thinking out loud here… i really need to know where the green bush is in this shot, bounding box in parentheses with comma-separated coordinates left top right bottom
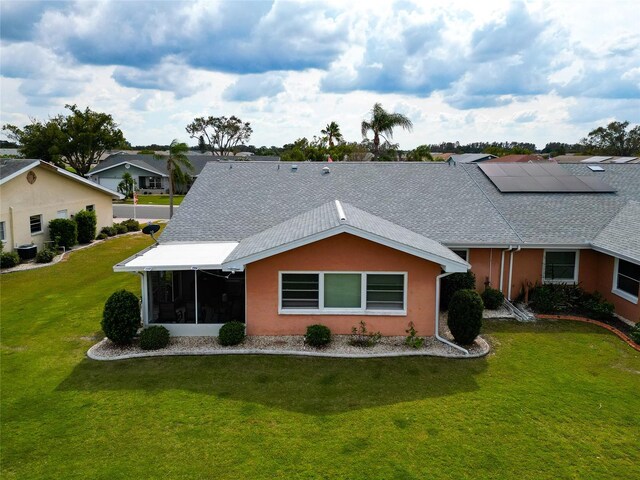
(0, 251, 20, 269)
(75, 210, 97, 244)
(96, 233, 108, 240)
(48, 218, 77, 248)
(348, 321, 382, 347)
(530, 284, 565, 314)
(529, 284, 615, 320)
(447, 289, 484, 345)
(139, 326, 170, 350)
(440, 271, 476, 310)
(120, 219, 140, 232)
(35, 249, 56, 263)
(305, 324, 332, 347)
(481, 287, 505, 310)
(581, 292, 615, 320)
(405, 321, 424, 349)
(100, 225, 117, 237)
(114, 223, 128, 235)
(218, 321, 245, 346)
(101, 290, 140, 345)
(630, 324, 640, 345)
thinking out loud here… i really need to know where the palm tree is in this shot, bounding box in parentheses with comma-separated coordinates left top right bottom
(321, 121, 343, 148)
(157, 139, 193, 218)
(361, 103, 413, 159)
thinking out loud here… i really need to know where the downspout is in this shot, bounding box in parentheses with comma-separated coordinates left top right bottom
(507, 246, 521, 301)
(435, 271, 469, 356)
(138, 272, 147, 327)
(9, 206, 15, 248)
(499, 245, 514, 294)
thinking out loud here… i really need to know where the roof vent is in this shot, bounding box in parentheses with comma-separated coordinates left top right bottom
(322, 166, 330, 174)
(588, 165, 605, 172)
(334, 200, 346, 222)
(291, 164, 298, 172)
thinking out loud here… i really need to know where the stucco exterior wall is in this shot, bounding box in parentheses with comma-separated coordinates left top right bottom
(1, 165, 115, 251)
(592, 252, 639, 323)
(245, 233, 441, 336)
(89, 163, 168, 192)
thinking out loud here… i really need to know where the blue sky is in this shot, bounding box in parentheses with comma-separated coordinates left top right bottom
(1, 0, 639, 149)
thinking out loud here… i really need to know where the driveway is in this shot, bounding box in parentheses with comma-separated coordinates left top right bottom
(113, 204, 175, 221)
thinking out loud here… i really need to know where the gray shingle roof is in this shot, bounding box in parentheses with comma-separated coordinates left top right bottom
(0, 158, 38, 182)
(591, 201, 640, 263)
(224, 200, 467, 270)
(160, 162, 640, 250)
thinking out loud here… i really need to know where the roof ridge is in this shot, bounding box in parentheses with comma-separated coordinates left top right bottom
(334, 200, 347, 223)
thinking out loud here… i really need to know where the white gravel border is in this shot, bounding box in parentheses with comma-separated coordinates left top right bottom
(88, 334, 490, 361)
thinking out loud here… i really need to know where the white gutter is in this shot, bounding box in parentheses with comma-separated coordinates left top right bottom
(507, 246, 521, 300)
(499, 245, 514, 293)
(435, 272, 469, 356)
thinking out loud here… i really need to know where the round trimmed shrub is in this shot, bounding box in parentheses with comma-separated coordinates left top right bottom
(121, 219, 140, 232)
(630, 324, 640, 345)
(48, 218, 77, 248)
(75, 209, 97, 244)
(440, 271, 476, 310)
(305, 324, 332, 347)
(218, 321, 245, 346)
(139, 326, 170, 350)
(0, 251, 20, 269)
(96, 233, 108, 240)
(101, 289, 140, 345)
(115, 223, 128, 235)
(100, 225, 117, 237)
(447, 289, 484, 345)
(35, 249, 56, 263)
(481, 287, 504, 310)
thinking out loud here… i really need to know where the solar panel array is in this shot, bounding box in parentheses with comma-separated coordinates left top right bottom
(478, 163, 616, 193)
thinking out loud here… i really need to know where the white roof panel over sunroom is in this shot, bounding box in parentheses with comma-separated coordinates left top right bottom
(114, 242, 239, 272)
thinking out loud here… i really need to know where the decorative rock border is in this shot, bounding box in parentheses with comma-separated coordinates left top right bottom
(537, 314, 640, 352)
(87, 335, 490, 361)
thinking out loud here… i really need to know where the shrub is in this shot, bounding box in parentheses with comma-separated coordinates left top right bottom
(218, 321, 245, 346)
(305, 324, 332, 347)
(114, 223, 128, 235)
(75, 209, 97, 244)
(581, 292, 615, 320)
(96, 233, 108, 240)
(0, 251, 20, 269)
(448, 289, 484, 345)
(440, 271, 476, 310)
(48, 218, 77, 248)
(101, 289, 140, 345)
(139, 326, 170, 350)
(35, 248, 56, 263)
(481, 287, 505, 310)
(100, 225, 117, 237)
(349, 321, 382, 347)
(529, 284, 564, 314)
(405, 321, 424, 349)
(121, 218, 140, 232)
(630, 324, 640, 345)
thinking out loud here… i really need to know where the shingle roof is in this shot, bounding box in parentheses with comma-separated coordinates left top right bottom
(0, 158, 39, 182)
(450, 153, 497, 163)
(160, 162, 640, 252)
(223, 200, 467, 271)
(591, 201, 640, 263)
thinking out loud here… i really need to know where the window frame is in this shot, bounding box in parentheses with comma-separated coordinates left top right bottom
(0, 220, 6, 242)
(542, 249, 579, 284)
(30, 214, 43, 235)
(451, 249, 469, 262)
(85, 205, 95, 212)
(147, 176, 163, 189)
(612, 257, 639, 304)
(279, 271, 407, 315)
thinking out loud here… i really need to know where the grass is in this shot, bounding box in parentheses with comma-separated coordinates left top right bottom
(119, 194, 185, 205)
(1, 236, 639, 479)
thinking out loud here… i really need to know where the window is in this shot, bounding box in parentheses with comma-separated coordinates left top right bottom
(613, 259, 640, 303)
(543, 250, 578, 283)
(280, 272, 406, 314)
(147, 176, 162, 189)
(452, 249, 468, 262)
(30, 215, 43, 234)
(0, 221, 5, 242)
(57, 209, 68, 219)
(85, 205, 94, 212)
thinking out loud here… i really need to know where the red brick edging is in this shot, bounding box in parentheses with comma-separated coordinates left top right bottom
(536, 314, 640, 352)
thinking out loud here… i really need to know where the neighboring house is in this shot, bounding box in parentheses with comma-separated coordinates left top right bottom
(552, 155, 639, 164)
(483, 154, 548, 163)
(115, 161, 640, 337)
(87, 154, 281, 194)
(446, 153, 498, 163)
(1, 159, 122, 251)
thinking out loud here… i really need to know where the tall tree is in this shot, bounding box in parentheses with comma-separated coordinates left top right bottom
(117, 172, 136, 199)
(185, 116, 252, 156)
(581, 120, 640, 156)
(321, 121, 343, 147)
(2, 104, 126, 176)
(156, 140, 193, 219)
(361, 103, 413, 159)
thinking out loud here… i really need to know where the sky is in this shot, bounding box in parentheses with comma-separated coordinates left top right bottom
(1, 0, 639, 150)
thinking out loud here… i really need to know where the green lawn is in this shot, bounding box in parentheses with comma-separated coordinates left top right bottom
(119, 194, 185, 205)
(1, 236, 639, 479)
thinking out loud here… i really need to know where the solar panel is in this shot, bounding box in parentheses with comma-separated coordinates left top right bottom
(478, 163, 616, 193)
(580, 156, 612, 163)
(611, 157, 637, 163)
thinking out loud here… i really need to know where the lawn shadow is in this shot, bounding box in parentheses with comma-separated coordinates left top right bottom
(57, 354, 488, 414)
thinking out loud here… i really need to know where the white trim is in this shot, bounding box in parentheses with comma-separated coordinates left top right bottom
(542, 249, 580, 284)
(29, 214, 43, 235)
(278, 271, 408, 316)
(89, 160, 167, 177)
(224, 225, 468, 273)
(591, 245, 640, 267)
(612, 257, 639, 304)
(0, 160, 40, 185)
(145, 323, 226, 336)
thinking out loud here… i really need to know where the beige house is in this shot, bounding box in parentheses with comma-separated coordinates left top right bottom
(1, 159, 122, 252)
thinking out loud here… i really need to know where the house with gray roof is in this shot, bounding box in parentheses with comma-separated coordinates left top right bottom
(115, 161, 640, 341)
